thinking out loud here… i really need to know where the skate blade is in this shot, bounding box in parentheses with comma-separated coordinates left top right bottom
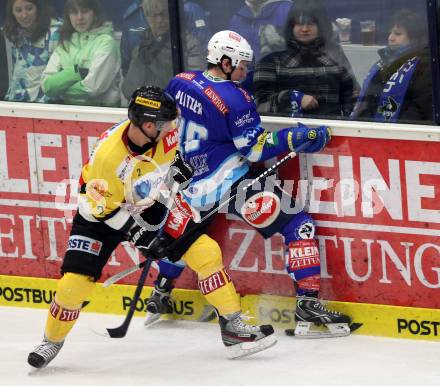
(288, 321, 352, 339)
(144, 312, 162, 327)
(226, 335, 277, 359)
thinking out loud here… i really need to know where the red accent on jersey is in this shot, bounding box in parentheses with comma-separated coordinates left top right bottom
(238, 86, 251, 102)
(198, 269, 229, 295)
(286, 239, 321, 271)
(176, 72, 197, 81)
(163, 130, 178, 153)
(203, 87, 229, 115)
(164, 194, 193, 238)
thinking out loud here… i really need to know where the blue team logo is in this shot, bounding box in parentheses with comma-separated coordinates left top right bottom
(242, 127, 261, 145)
(378, 96, 399, 121)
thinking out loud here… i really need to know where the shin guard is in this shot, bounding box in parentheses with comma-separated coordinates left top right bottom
(45, 273, 95, 342)
(182, 235, 240, 315)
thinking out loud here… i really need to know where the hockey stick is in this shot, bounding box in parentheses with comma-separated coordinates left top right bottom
(102, 141, 311, 288)
(105, 182, 180, 338)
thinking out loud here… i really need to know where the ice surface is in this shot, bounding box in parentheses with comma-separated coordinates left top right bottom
(1, 307, 439, 386)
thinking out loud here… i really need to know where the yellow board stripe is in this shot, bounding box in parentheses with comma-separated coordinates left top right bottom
(1, 275, 439, 341)
(135, 96, 161, 109)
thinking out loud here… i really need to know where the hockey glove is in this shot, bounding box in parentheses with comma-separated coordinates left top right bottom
(166, 151, 193, 190)
(289, 123, 331, 153)
(128, 225, 180, 261)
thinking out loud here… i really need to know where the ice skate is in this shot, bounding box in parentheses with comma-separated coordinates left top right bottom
(287, 296, 354, 338)
(219, 312, 277, 359)
(144, 278, 173, 326)
(27, 337, 64, 368)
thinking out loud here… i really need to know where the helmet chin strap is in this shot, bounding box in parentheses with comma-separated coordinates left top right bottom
(219, 56, 235, 80)
(138, 123, 160, 143)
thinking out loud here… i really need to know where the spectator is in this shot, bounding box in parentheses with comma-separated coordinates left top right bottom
(120, 0, 209, 78)
(0, 29, 9, 100)
(229, 0, 293, 94)
(253, 1, 358, 118)
(41, 0, 121, 107)
(3, 0, 61, 102)
(119, 0, 147, 77)
(230, 0, 293, 61)
(121, 0, 204, 100)
(351, 9, 432, 123)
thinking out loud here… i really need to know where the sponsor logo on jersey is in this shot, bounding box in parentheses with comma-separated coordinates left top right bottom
(238, 87, 251, 102)
(241, 191, 281, 228)
(189, 154, 209, 176)
(86, 178, 112, 201)
(67, 235, 103, 256)
(198, 269, 231, 295)
(135, 96, 161, 109)
(176, 72, 197, 81)
(164, 195, 193, 238)
(203, 87, 228, 115)
(163, 130, 179, 153)
(234, 110, 254, 128)
(116, 155, 133, 181)
(286, 239, 320, 271)
(397, 319, 440, 336)
(175, 90, 203, 115)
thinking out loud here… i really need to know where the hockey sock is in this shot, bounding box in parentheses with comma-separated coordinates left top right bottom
(182, 234, 240, 315)
(45, 273, 95, 342)
(285, 239, 321, 296)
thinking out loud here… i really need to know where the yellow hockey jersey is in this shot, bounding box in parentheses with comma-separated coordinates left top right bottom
(78, 119, 178, 229)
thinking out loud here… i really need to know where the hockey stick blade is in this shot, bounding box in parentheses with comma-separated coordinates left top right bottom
(105, 256, 153, 338)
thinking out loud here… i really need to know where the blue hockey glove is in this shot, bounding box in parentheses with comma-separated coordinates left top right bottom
(289, 123, 331, 153)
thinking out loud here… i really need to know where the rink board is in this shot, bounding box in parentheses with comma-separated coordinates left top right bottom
(1, 274, 439, 342)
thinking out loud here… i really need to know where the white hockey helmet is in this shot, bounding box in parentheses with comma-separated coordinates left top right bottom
(206, 30, 254, 67)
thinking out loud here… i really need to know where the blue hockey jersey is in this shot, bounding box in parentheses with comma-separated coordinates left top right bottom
(166, 70, 293, 207)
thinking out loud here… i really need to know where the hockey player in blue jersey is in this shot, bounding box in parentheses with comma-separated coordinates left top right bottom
(144, 30, 352, 338)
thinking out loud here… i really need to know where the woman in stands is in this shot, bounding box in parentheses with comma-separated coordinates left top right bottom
(4, 0, 61, 102)
(351, 9, 432, 123)
(253, 0, 358, 118)
(41, 0, 121, 107)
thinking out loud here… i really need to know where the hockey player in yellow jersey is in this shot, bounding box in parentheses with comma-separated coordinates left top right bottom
(27, 86, 276, 369)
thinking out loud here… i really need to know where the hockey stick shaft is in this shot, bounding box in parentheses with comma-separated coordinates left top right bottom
(105, 182, 180, 338)
(103, 141, 310, 287)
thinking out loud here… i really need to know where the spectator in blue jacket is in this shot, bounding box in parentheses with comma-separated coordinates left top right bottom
(120, 0, 210, 76)
(230, 0, 293, 61)
(351, 9, 432, 123)
(229, 0, 294, 93)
